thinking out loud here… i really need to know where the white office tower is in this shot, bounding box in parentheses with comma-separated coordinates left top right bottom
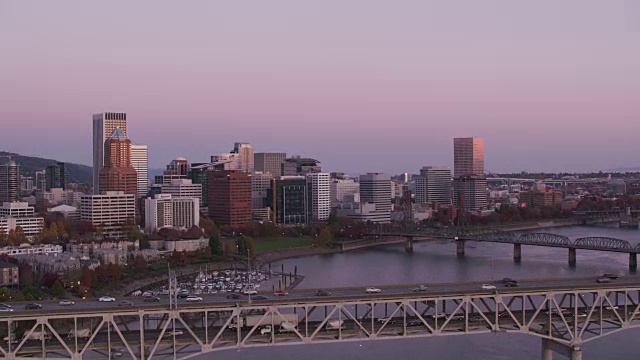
(415, 166, 452, 207)
(233, 142, 255, 173)
(131, 145, 149, 198)
(330, 178, 359, 206)
(251, 172, 272, 209)
(80, 191, 135, 239)
(92, 112, 127, 194)
(160, 179, 202, 205)
(359, 173, 391, 223)
(144, 194, 200, 233)
(307, 173, 330, 222)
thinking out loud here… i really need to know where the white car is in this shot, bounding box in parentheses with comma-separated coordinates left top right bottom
(366, 287, 381, 293)
(166, 330, 183, 336)
(99, 296, 116, 302)
(260, 326, 272, 335)
(0, 307, 13, 312)
(59, 300, 75, 306)
(243, 289, 258, 295)
(185, 296, 203, 302)
(481, 284, 496, 290)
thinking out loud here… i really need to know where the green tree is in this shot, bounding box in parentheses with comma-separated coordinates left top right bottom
(236, 236, 248, 257)
(51, 281, 65, 298)
(209, 235, 223, 257)
(317, 227, 334, 247)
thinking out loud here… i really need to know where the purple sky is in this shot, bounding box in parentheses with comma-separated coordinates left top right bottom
(1, 1, 638, 174)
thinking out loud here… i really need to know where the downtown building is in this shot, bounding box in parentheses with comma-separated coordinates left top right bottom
(98, 128, 138, 197)
(131, 145, 149, 198)
(282, 157, 321, 176)
(453, 137, 487, 211)
(267, 176, 308, 225)
(233, 142, 255, 173)
(208, 170, 252, 227)
(251, 172, 273, 221)
(160, 179, 202, 206)
(144, 194, 200, 234)
(0, 160, 20, 203)
(330, 178, 359, 206)
(80, 191, 136, 239)
(414, 166, 452, 208)
(93, 112, 127, 194)
(45, 162, 68, 190)
(307, 173, 330, 222)
(0, 202, 44, 241)
(254, 152, 286, 177)
(337, 173, 391, 223)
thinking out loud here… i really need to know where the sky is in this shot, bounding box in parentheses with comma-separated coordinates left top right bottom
(0, 1, 639, 174)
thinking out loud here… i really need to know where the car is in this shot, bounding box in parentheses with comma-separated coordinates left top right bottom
(407, 319, 422, 327)
(366, 287, 381, 293)
(504, 281, 519, 288)
(377, 317, 396, 324)
(144, 296, 160, 302)
(25, 303, 42, 310)
(605, 305, 619, 310)
(166, 330, 183, 336)
(0, 307, 14, 312)
(177, 292, 190, 299)
(226, 293, 241, 299)
(260, 326, 272, 335)
(498, 312, 511, 318)
(596, 277, 613, 283)
(243, 289, 257, 295)
(118, 300, 134, 306)
(412, 285, 429, 292)
(252, 295, 269, 301)
(316, 290, 331, 296)
(481, 284, 497, 290)
(602, 273, 620, 280)
(502, 278, 517, 284)
(99, 296, 116, 302)
(431, 314, 447, 320)
(274, 290, 288, 296)
(59, 300, 75, 306)
(185, 296, 203, 302)
(0, 303, 12, 309)
(470, 316, 484, 323)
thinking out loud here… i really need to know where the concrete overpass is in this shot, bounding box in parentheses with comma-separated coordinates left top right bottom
(1, 278, 640, 359)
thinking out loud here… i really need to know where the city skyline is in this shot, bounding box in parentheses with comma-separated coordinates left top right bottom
(1, 1, 639, 174)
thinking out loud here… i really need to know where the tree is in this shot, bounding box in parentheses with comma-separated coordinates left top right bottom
(317, 227, 334, 247)
(236, 236, 248, 257)
(51, 281, 65, 298)
(132, 255, 146, 270)
(0, 228, 6, 247)
(200, 216, 219, 237)
(209, 235, 223, 257)
(7, 227, 27, 246)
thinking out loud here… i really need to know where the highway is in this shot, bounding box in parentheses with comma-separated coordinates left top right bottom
(2, 275, 640, 317)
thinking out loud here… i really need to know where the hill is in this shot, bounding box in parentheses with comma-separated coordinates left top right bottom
(0, 151, 92, 185)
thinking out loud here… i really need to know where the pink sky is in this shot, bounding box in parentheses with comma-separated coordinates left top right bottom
(1, 1, 639, 173)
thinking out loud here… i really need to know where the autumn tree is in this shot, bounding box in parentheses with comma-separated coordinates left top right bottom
(317, 227, 334, 247)
(7, 227, 28, 246)
(132, 254, 147, 270)
(200, 216, 219, 237)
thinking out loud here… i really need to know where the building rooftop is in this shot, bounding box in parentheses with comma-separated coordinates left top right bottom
(107, 127, 128, 141)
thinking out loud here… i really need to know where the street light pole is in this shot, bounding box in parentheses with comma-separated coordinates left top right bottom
(247, 249, 251, 304)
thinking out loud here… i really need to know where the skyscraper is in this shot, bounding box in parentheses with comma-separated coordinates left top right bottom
(45, 162, 68, 190)
(254, 152, 286, 176)
(358, 173, 392, 223)
(268, 176, 308, 225)
(0, 160, 20, 203)
(453, 137, 487, 211)
(415, 166, 452, 207)
(453, 137, 484, 177)
(93, 112, 127, 194)
(131, 145, 149, 198)
(208, 171, 252, 226)
(165, 157, 190, 176)
(307, 173, 331, 222)
(98, 128, 138, 196)
(232, 142, 255, 173)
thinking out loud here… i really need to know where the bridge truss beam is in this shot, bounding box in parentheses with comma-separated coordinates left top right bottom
(2, 287, 640, 359)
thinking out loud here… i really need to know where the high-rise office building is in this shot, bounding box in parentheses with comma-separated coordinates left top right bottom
(165, 157, 190, 176)
(330, 178, 360, 206)
(80, 191, 136, 239)
(161, 179, 202, 205)
(453, 137, 487, 211)
(358, 173, 392, 223)
(144, 194, 200, 233)
(307, 173, 330, 222)
(0, 160, 20, 203)
(251, 172, 272, 209)
(98, 128, 138, 196)
(282, 157, 321, 176)
(208, 171, 252, 226)
(453, 137, 484, 177)
(93, 112, 127, 194)
(131, 145, 149, 198)
(267, 176, 307, 225)
(35, 171, 46, 191)
(45, 162, 68, 190)
(232, 142, 255, 173)
(254, 152, 286, 176)
(415, 166, 452, 207)
(211, 153, 239, 171)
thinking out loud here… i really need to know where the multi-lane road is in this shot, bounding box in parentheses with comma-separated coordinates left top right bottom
(2, 275, 640, 317)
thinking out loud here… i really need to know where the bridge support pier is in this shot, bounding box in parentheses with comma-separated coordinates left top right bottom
(541, 339, 582, 360)
(456, 240, 465, 257)
(405, 237, 414, 253)
(629, 253, 637, 272)
(513, 244, 522, 263)
(568, 248, 576, 267)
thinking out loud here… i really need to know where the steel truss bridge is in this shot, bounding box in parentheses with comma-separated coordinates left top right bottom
(2, 285, 640, 359)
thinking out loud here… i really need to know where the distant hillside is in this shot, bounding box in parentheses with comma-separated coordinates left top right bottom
(0, 151, 92, 185)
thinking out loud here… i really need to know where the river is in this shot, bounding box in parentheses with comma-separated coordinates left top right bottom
(224, 224, 640, 360)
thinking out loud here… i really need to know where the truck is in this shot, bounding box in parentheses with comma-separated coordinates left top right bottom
(325, 320, 345, 330)
(68, 328, 92, 339)
(229, 314, 299, 329)
(259, 321, 299, 335)
(22, 331, 51, 341)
